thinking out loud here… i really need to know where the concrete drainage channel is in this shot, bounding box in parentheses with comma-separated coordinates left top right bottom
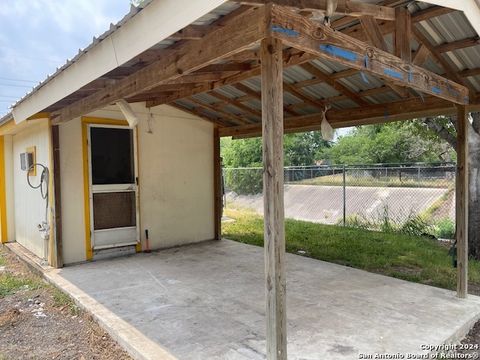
(3, 243, 176, 360)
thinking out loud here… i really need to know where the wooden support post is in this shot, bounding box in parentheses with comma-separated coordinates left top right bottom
(50, 125, 63, 268)
(213, 127, 222, 240)
(261, 36, 287, 360)
(456, 105, 469, 298)
(394, 7, 411, 63)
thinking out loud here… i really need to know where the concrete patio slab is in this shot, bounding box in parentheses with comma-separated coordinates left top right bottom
(42, 240, 480, 360)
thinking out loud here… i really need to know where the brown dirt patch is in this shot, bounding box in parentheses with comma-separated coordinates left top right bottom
(458, 320, 480, 358)
(0, 247, 131, 360)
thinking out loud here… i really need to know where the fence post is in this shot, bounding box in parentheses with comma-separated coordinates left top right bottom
(343, 164, 346, 227)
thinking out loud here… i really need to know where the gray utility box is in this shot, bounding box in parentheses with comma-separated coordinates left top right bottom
(20, 152, 34, 171)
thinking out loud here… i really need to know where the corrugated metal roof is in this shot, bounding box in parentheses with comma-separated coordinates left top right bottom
(5, 0, 480, 126)
(9, 1, 239, 111)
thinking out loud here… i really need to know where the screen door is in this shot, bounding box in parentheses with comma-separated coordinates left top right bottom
(88, 125, 139, 250)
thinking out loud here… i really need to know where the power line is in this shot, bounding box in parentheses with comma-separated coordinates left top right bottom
(0, 77, 38, 84)
(0, 83, 32, 88)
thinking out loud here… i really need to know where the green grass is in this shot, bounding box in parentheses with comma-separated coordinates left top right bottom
(297, 173, 452, 189)
(0, 272, 44, 298)
(52, 287, 80, 315)
(223, 209, 480, 291)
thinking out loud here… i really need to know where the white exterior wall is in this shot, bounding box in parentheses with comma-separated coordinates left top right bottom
(4, 135, 15, 242)
(12, 120, 50, 259)
(59, 118, 87, 264)
(59, 103, 214, 264)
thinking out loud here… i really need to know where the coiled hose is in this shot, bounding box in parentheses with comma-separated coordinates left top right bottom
(26, 163, 49, 223)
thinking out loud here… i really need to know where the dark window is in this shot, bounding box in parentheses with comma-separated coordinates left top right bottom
(90, 127, 134, 185)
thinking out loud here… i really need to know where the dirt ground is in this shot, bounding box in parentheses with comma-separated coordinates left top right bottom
(0, 247, 131, 360)
(459, 321, 480, 359)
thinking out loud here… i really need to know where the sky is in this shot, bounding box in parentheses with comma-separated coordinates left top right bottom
(0, 0, 133, 116)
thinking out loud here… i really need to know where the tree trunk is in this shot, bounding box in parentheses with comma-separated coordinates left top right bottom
(468, 123, 480, 259)
(424, 113, 480, 259)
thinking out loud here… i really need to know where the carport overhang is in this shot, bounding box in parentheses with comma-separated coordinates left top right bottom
(9, 0, 230, 124)
(2, 1, 480, 358)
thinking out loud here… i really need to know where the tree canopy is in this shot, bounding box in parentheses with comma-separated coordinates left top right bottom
(319, 121, 455, 165)
(221, 131, 330, 167)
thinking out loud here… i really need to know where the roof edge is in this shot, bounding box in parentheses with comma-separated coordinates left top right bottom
(11, 0, 229, 124)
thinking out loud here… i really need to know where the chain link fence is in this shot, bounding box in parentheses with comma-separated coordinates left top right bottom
(223, 163, 456, 239)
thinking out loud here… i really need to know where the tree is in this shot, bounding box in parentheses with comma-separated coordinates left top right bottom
(221, 131, 330, 194)
(319, 121, 453, 165)
(420, 112, 480, 260)
(221, 131, 330, 168)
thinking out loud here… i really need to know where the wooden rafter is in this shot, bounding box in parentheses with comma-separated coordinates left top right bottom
(412, 28, 456, 77)
(283, 81, 327, 109)
(219, 96, 480, 138)
(337, 6, 454, 48)
(194, 63, 253, 73)
(394, 7, 411, 62)
(207, 91, 262, 118)
(170, 24, 219, 40)
(240, 0, 395, 20)
(299, 62, 368, 105)
(187, 98, 250, 125)
(138, 48, 348, 109)
(360, 13, 408, 98)
(459, 67, 480, 78)
(436, 37, 480, 54)
(168, 103, 229, 127)
(269, 5, 468, 104)
(52, 5, 268, 123)
(412, 44, 430, 66)
(49, 1, 480, 131)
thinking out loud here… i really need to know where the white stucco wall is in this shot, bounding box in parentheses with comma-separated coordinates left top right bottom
(59, 118, 87, 264)
(12, 120, 50, 259)
(4, 135, 16, 242)
(59, 103, 214, 264)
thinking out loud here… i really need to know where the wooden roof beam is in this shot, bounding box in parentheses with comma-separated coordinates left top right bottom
(270, 5, 469, 104)
(340, 6, 455, 42)
(435, 37, 480, 54)
(239, 0, 396, 20)
(360, 14, 409, 98)
(207, 91, 262, 118)
(167, 103, 230, 127)
(187, 98, 250, 125)
(232, 83, 300, 116)
(169, 25, 219, 40)
(219, 96, 480, 138)
(52, 5, 268, 123)
(412, 27, 476, 97)
(283, 81, 327, 109)
(299, 62, 369, 105)
(193, 63, 253, 73)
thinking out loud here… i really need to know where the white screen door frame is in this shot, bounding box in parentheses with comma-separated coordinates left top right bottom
(87, 124, 140, 250)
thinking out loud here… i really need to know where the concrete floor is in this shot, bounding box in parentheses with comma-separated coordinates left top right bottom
(46, 240, 480, 360)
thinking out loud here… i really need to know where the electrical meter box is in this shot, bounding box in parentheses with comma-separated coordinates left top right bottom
(20, 152, 34, 171)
